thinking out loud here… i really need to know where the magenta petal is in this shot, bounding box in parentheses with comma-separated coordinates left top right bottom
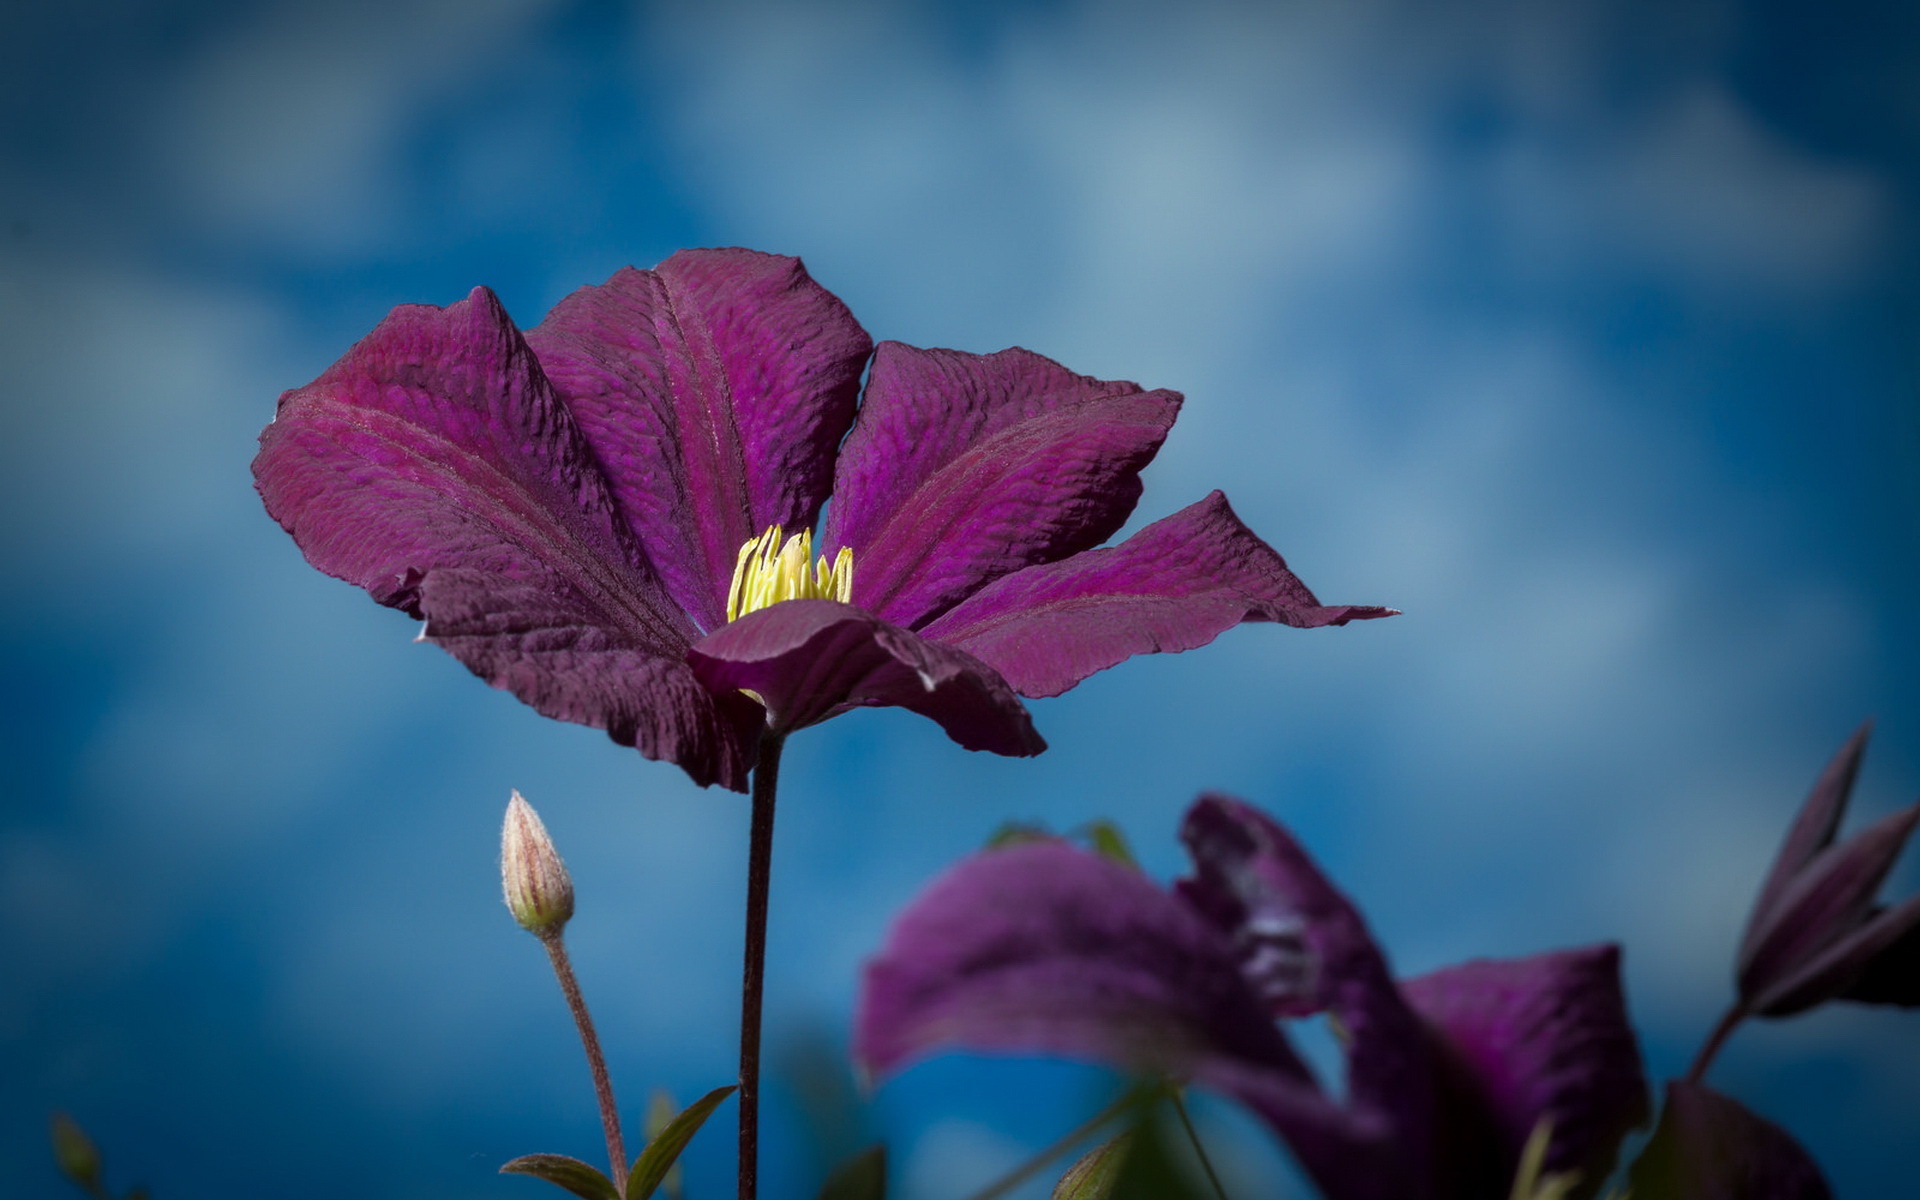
(686, 600, 1044, 756)
(416, 571, 761, 790)
(1401, 947, 1650, 1200)
(923, 492, 1395, 698)
(855, 839, 1317, 1100)
(253, 288, 756, 788)
(1175, 796, 1438, 1198)
(823, 343, 1182, 629)
(528, 249, 872, 631)
(1627, 1082, 1831, 1200)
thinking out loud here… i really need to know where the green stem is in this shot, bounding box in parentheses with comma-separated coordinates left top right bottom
(738, 732, 786, 1200)
(1171, 1091, 1230, 1200)
(543, 931, 628, 1195)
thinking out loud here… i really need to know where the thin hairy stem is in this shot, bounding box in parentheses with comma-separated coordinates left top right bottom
(543, 932, 628, 1194)
(1172, 1091, 1230, 1200)
(961, 1086, 1153, 1200)
(1685, 1004, 1747, 1084)
(738, 732, 786, 1200)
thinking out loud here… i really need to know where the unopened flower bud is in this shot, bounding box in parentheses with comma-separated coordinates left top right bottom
(501, 790, 574, 936)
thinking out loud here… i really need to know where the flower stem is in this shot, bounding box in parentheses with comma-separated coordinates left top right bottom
(738, 732, 786, 1200)
(1684, 1004, 1747, 1084)
(1171, 1091, 1230, 1200)
(961, 1085, 1153, 1200)
(542, 930, 628, 1194)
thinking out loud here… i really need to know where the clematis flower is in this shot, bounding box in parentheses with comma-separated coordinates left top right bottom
(1732, 720, 1920, 1018)
(856, 796, 1649, 1200)
(254, 248, 1388, 791)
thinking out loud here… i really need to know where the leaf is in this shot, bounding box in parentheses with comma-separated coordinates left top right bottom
(501, 1153, 622, 1200)
(627, 1085, 737, 1200)
(1053, 1132, 1134, 1199)
(642, 1090, 683, 1200)
(985, 821, 1052, 849)
(818, 1144, 886, 1200)
(49, 1112, 102, 1190)
(1082, 820, 1140, 870)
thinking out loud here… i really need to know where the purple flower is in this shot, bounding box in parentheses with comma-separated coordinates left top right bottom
(856, 797, 1649, 1200)
(1735, 721, 1920, 1017)
(1626, 1081, 1831, 1200)
(254, 249, 1388, 790)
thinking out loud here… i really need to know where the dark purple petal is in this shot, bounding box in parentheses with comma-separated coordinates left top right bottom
(855, 838, 1318, 1103)
(1757, 888, 1920, 1016)
(686, 599, 1044, 756)
(823, 343, 1181, 630)
(922, 493, 1395, 698)
(1175, 797, 1437, 1198)
(253, 288, 755, 789)
(1841, 901, 1920, 1006)
(528, 249, 872, 632)
(1626, 1081, 1831, 1200)
(1401, 947, 1650, 1200)
(1739, 722, 1872, 969)
(1738, 801, 1920, 1013)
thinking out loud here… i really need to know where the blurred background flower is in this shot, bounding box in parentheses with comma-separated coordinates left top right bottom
(2, 0, 1915, 1196)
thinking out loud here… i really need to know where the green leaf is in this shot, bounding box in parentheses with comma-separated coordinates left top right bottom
(1052, 1132, 1133, 1199)
(985, 821, 1052, 849)
(1626, 1081, 1831, 1200)
(501, 1153, 622, 1200)
(818, 1145, 886, 1200)
(1081, 821, 1139, 870)
(49, 1112, 102, 1190)
(642, 1090, 683, 1200)
(626, 1085, 738, 1200)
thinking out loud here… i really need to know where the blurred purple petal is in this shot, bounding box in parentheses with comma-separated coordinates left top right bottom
(1758, 887, 1920, 1016)
(528, 249, 872, 631)
(1738, 801, 1920, 1014)
(687, 599, 1043, 755)
(855, 839, 1314, 1089)
(1627, 1081, 1831, 1200)
(1739, 722, 1871, 971)
(1402, 947, 1650, 1200)
(1841, 902, 1920, 1006)
(925, 493, 1395, 697)
(824, 344, 1181, 629)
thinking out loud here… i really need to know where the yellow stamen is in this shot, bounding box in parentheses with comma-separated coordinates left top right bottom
(726, 525, 855, 622)
(1508, 1118, 1584, 1200)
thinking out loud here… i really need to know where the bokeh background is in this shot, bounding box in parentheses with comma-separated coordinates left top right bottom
(4, 0, 1918, 1196)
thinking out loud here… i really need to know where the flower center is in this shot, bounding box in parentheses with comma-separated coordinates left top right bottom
(726, 526, 854, 622)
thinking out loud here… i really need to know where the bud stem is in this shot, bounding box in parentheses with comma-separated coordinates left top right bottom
(1684, 1003, 1747, 1084)
(737, 731, 786, 1200)
(542, 930, 628, 1194)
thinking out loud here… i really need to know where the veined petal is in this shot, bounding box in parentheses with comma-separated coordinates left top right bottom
(528, 249, 872, 632)
(253, 288, 755, 787)
(686, 599, 1044, 756)
(824, 343, 1181, 629)
(1739, 722, 1872, 969)
(1401, 947, 1650, 1200)
(855, 839, 1319, 1105)
(922, 493, 1394, 698)
(1175, 797, 1438, 1199)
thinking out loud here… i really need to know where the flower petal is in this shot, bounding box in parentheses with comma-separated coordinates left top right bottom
(528, 249, 872, 631)
(253, 288, 755, 788)
(1626, 1082, 1831, 1200)
(922, 493, 1395, 698)
(823, 343, 1181, 629)
(686, 599, 1044, 756)
(1738, 801, 1920, 1014)
(1841, 900, 1920, 1007)
(1739, 722, 1872, 971)
(1174, 797, 1438, 1199)
(854, 838, 1317, 1102)
(1760, 889, 1920, 1016)
(1400, 947, 1650, 1200)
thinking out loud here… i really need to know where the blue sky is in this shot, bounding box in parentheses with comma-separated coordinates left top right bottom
(3, 0, 1917, 1196)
